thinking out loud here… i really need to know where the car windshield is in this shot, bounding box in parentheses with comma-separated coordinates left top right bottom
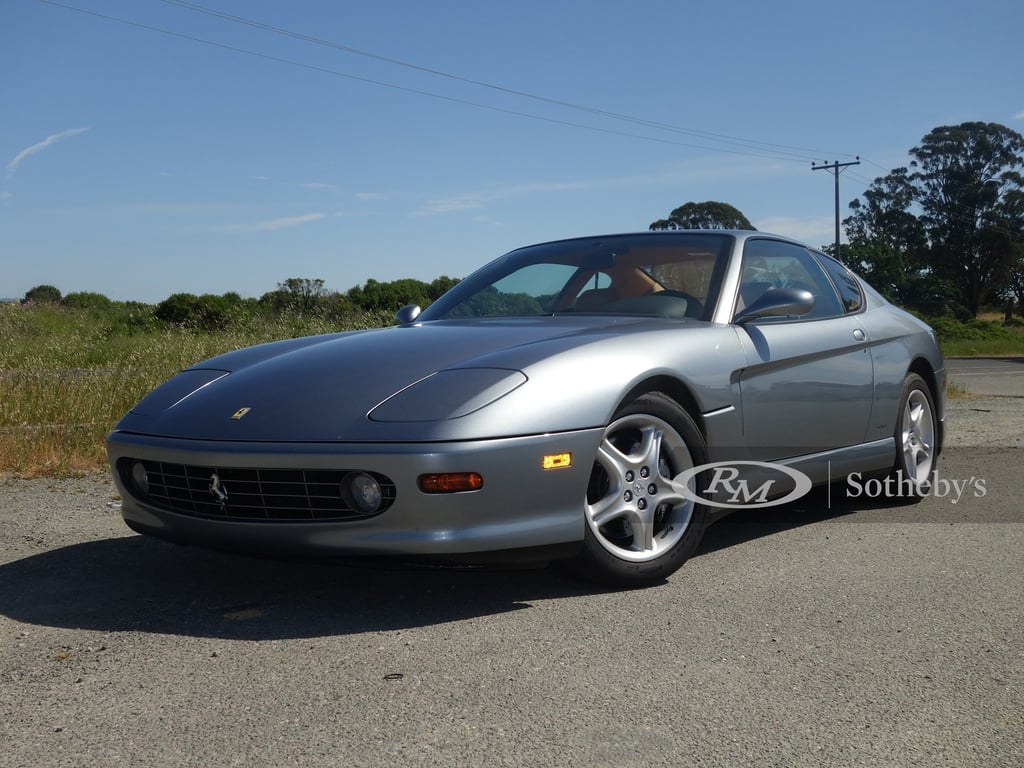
(419, 233, 733, 322)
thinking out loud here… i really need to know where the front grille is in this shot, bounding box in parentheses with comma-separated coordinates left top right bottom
(119, 459, 396, 522)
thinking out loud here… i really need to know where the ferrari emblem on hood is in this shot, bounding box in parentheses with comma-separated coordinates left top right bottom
(231, 407, 251, 420)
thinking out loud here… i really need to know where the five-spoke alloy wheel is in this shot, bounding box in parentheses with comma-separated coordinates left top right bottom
(892, 373, 938, 499)
(569, 392, 708, 586)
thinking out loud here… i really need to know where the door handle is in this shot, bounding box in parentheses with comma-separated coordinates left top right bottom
(853, 328, 866, 341)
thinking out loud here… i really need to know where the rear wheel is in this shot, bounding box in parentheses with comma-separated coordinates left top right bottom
(892, 373, 938, 499)
(567, 392, 708, 587)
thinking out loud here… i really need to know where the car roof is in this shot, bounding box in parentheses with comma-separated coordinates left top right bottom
(513, 230, 810, 250)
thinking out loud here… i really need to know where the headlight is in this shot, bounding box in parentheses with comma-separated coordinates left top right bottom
(342, 472, 383, 514)
(131, 461, 150, 495)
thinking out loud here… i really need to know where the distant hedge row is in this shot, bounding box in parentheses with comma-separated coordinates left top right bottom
(19, 276, 461, 332)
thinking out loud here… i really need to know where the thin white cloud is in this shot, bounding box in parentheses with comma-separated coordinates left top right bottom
(1015, 110, 1024, 120)
(407, 176, 649, 217)
(7, 127, 91, 178)
(500, 158, 787, 197)
(356, 191, 386, 201)
(755, 215, 836, 246)
(129, 202, 239, 215)
(0, 190, 11, 206)
(410, 194, 486, 217)
(404, 157, 794, 220)
(503, 178, 599, 195)
(213, 212, 327, 233)
(407, 160, 787, 218)
(300, 182, 335, 190)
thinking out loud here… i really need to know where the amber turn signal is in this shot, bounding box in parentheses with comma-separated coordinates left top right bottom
(418, 472, 484, 493)
(542, 453, 572, 470)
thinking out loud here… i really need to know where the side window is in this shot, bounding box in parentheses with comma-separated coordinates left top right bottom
(735, 239, 844, 320)
(814, 252, 864, 313)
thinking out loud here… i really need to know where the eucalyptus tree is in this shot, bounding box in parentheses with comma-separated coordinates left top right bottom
(911, 122, 1024, 315)
(843, 168, 934, 305)
(650, 201, 755, 231)
(845, 122, 1024, 315)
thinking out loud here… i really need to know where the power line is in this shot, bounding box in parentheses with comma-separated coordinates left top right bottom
(34, 0, 857, 166)
(159, 0, 854, 163)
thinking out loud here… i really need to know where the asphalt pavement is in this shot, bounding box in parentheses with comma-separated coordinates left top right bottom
(946, 356, 1024, 396)
(1, 463, 1021, 765)
(0, 361, 1021, 767)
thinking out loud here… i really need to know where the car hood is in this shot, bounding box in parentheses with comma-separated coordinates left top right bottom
(115, 316, 715, 442)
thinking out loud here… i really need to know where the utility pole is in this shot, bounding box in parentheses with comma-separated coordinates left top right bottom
(812, 157, 860, 259)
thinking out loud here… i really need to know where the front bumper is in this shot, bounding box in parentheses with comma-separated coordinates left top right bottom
(107, 428, 602, 558)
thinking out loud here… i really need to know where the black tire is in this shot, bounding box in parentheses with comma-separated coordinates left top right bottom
(890, 372, 938, 501)
(565, 392, 709, 587)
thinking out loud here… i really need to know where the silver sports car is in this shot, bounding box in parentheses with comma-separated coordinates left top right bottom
(108, 231, 945, 586)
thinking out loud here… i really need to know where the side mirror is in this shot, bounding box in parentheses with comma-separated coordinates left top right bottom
(395, 304, 422, 325)
(734, 288, 814, 325)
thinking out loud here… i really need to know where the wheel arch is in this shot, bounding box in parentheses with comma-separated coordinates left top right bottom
(616, 376, 706, 439)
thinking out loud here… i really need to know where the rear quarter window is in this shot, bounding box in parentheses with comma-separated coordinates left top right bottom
(815, 253, 864, 313)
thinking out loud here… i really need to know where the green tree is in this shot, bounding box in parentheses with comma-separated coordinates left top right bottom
(428, 276, 460, 301)
(978, 186, 1024, 318)
(347, 278, 433, 312)
(843, 168, 935, 305)
(155, 293, 234, 330)
(155, 293, 200, 325)
(650, 201, 755, 231)
(1008, 247, 1024, 319)
(278, 278, 325, 302)
(910, 122, 1024, 316)
(23, 284, 62, 304)
(260, 278, 331, 316)
(844, 122, 1024, 316)
(62, 291, 113, 310)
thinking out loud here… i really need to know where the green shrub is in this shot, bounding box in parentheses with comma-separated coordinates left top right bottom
(926, 316, 1013, 342)
(155, 292, 238, 331)
(62, 291, 113, 310)
(23, 284, 62, 304)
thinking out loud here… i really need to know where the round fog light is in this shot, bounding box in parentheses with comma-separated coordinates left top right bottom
(345, 472, 383, 514)
(131, 461, 150, 495)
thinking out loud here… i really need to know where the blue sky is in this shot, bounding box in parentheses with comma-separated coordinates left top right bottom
(3, 0, 1022, 303)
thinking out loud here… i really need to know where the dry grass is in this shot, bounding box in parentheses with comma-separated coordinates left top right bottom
(0, 302, 379, 477)
(1, 301, 1018, 476)
(1, 351, 217, 477)
(946, 379, 971, 399)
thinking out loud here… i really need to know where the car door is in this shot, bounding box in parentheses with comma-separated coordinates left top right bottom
(732, 239, 873, 460)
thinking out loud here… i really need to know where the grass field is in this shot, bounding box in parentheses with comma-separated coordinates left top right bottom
(2, 301, 1021, 477)
(0, 302, 386, 477)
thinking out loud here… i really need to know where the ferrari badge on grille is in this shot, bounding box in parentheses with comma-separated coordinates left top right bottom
(208, 472, 229, 510)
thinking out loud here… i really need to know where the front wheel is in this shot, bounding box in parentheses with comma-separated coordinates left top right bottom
(565, 392, 708, 587)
